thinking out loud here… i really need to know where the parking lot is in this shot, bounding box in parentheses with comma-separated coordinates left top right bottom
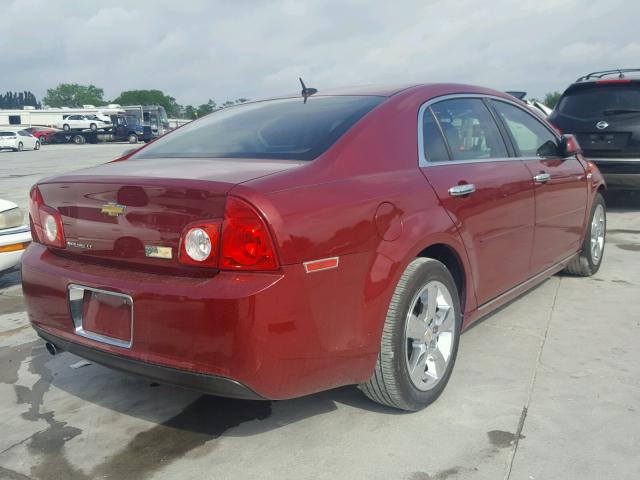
(1, 143, 639, 480)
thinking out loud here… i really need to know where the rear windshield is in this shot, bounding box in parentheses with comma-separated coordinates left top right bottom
(135, 96, 384, 161)
(0, 132, 16, 137)
(557, 84, 640, 119)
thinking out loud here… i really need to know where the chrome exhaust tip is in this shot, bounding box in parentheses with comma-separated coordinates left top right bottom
(45, 342, 60, 355)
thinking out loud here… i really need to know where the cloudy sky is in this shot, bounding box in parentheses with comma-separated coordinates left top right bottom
(1, 0, 638, 106)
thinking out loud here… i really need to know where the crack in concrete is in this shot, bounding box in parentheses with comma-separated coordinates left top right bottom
(503, 277, 562, 480)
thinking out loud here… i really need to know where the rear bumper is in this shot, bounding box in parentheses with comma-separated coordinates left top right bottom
(21, 243, 377, 399)
(588, 158, 640, 189)
(0, 140, 18, 150)
(35, 325, 263, 399)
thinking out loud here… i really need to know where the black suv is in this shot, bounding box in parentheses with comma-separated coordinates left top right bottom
(548, 69, 640, 189)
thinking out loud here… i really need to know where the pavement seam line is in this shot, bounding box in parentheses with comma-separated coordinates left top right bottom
(0, 428, 46, 456)
(503, 276, 562, 480)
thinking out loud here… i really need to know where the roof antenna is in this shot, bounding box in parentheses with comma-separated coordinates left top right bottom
(299, 77, 317, 103)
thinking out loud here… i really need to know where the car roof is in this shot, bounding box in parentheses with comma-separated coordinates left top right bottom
(262, 82, 514, 101)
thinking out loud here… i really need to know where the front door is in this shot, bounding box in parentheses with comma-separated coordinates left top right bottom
(490, 100, 588, 272)
(419, 97, 536, 305)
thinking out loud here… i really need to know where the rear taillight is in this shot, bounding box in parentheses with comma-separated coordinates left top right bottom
(177, 196, 279, 271)
(220, 197, 279, 271)
(29, 186, 66, 248)
(179, 221, 222, 267)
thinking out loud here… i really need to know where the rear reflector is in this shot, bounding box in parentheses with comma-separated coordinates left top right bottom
(303, 257, 339, 273)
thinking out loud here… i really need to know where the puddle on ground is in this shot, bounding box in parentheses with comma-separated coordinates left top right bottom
(487, 430, 525, 449)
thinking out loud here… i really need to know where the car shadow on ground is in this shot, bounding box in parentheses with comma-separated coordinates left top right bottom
(11, 339, 404, 478)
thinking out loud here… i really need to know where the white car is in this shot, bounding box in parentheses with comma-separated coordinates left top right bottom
(0, 130, 41, 152)
(86, 113, 112, 124)
(56, 114, 109, 131)
(0, 199, 32, 273)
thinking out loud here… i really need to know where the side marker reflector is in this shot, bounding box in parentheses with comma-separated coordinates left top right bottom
(0, 241, 31, 253)
(303, 257, 339, 273)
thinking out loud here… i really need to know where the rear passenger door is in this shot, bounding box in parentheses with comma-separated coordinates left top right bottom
(419, 96, 536, 305)
(490, 100, 588, 272)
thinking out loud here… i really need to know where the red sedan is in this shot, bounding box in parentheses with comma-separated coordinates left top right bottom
(22, 83, 606, 411)
(25, 126, 60, 144)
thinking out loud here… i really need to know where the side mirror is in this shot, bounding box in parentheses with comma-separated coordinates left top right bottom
(559, 134, 581, 157)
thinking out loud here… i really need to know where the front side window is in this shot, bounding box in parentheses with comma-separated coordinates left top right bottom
(430, 98, 508, 161)
(136, 96, 384, 161)
(492, 100, 560, 158)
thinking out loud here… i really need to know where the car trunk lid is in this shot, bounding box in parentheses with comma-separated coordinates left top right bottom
(37, 157, 301, 271)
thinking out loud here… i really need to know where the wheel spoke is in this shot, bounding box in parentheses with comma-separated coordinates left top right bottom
(408, 345, 428, 385)
(406, 313, 427, 340)
(438, 306, 453, 330)
(425, 283, 438, 323)
(427, 346, 446, 379)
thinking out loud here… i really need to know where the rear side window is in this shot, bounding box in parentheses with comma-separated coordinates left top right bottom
(430, 98, 508, 161)
(422, 109, 450, 162)
(136, 96, 384, 161)
(557, 85, 640, 119)
(492, 101, 560, 158)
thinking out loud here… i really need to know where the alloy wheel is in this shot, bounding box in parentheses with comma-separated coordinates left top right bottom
(404, 280, 456, 391)
(590, 204, 605, 265)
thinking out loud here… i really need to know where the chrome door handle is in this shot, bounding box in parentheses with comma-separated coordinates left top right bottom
(448, 184, 476, 197)
(534, 173, 551, 184)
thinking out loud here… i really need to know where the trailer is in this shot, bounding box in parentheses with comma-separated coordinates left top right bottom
(0, 106, 125, 129)
(48, 129, 103, 145)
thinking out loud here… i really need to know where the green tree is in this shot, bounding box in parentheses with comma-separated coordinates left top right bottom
(196, 99, 217, 117)
(543, 91, 562, 108)
(43, 84, 104, 108)
(183, 105, 197, 119)
(113, 89, 181, 116)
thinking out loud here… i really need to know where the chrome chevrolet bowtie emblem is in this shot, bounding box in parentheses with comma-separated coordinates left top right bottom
(596, 121, 609, 130)
(101, 202, 126, 217)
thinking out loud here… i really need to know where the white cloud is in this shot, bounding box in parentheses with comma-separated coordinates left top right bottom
(1, 0, 639, 106)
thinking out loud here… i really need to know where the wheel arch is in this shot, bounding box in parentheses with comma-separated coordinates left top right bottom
(416, 243, 467, 312)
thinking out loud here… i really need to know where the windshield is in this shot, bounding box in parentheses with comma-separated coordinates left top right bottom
(135, 96, 383, 161)
(557, 84, 640, 119)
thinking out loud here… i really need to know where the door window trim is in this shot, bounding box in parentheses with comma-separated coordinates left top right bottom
(417, 93, 560, 167)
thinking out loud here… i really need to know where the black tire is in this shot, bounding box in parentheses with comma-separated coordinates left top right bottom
(90, 123, 97, 131)
(72, 135, 85, 145)
(564, 193, 606, 276)
(360, 258, 462, 411)
(128, 133, 138, 144)
(63, 124, 70, 131)
(40, 136, 47, 145)
(34, 141, 40, 150)
(17, 142, 23, 152)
